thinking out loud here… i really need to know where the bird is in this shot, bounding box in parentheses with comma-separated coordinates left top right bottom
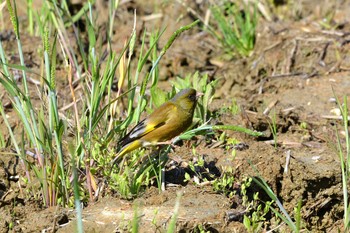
(113, 88, 200, 162)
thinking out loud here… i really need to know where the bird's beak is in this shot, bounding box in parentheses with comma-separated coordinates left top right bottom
(196, 92, 204, 99)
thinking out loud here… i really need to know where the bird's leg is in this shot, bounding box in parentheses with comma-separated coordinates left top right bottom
(153, 140, 180, 192)
(154, 140, 180, 149)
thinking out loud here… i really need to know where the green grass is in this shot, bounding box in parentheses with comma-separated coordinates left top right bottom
(0, 0, 203, 205)
(333, 94, 350, 231)
(268, 110, 278, 149)
(209, 1, 258, 58)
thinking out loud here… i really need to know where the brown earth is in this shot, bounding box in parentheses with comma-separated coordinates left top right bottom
(1, 0, 350, 232)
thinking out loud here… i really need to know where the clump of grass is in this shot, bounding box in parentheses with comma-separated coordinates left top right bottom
(209, 1, 258, 58)
(212, 166, 236, 197)
(1, 0, 69, 207)
(0, 0, 201, 205)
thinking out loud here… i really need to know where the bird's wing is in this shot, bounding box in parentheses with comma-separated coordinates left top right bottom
(119, 102, 176, 147)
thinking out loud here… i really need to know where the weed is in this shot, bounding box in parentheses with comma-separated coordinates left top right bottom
(243, 194, 272, 233)
(234, 177, 271, 232)
(193, 224, 211, 233)
(299, 122, 308, 130)
(212, 166, 236, 197)
(209, 1, 258, 58)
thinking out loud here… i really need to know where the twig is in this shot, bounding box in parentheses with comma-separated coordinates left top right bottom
(256, 0, 272, 21)
(263, 100, 279, 116)
(339, 65, 350, 71)
(282, 107, 296, 114)
(258, 78, 266, 95)
(59, 97, 82, 112)
(266, 223, 285, 233)
(175, 0, 206, 23)
(264, 40, 283, 52)
(264, 140, 302, 147)
(318, 42, 330, 67)
(0, 189, 13, 201)
(268, 26, 288, 35)
(240, 107, 254, 129)
(340, 39, 350, 47)
(326, 61, 341, 75)
(269, 70, 318, 79)
(161, 168, 166, 191)
(321, 30, 347, 37)
(268, 72, 305, 78)
(0, 94, 11, 109)
(244, 110, 258, 115)
(27, 76, 41, 85)
(251, 41, 282, 70)
(284, 150, 291, 174)
(286, 40, 298, 73)
(303, 69, 318, 79)
(198, 180, 215, 186)
(321, 115, 350, 120)
(140, 13, 163, 21)
(295, 37, 333, 43)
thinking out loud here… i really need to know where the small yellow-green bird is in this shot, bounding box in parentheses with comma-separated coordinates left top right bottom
(114, 88, 200, 161)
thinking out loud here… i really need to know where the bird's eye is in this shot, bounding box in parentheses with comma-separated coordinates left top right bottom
(188, 94, 196, 101)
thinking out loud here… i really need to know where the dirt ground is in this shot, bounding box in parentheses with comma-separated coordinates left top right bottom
(1, 0, 350, 232)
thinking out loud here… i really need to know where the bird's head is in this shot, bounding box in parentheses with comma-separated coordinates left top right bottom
(172, 88, 202, 113)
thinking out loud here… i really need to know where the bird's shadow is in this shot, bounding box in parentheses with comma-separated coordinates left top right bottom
(164, 154, 221, 186)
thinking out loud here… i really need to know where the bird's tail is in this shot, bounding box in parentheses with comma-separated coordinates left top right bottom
(111, 140, 143, 166)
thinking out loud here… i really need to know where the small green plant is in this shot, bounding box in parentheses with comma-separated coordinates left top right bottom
(212, 166, 235, 197)
(215, 98, 240, 117)
(194, 224, 211, 233)
(243, 193, 272, 233)
(210, 1, 257, 58)
(240, 177, 271, 232)
(268, 110, 278, 149)
(334, 94, 350, 231)
(299, 122, 308, 130)
(109, 149, 168, 199)
(230, 98, 240, 115)
(185, 152, 212, 185)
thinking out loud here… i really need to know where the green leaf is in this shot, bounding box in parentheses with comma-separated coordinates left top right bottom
(87, 21, 96, 48)
(151, 87, 167, 108)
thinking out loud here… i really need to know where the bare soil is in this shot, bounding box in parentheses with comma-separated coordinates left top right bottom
(1, 0, 350, 232)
